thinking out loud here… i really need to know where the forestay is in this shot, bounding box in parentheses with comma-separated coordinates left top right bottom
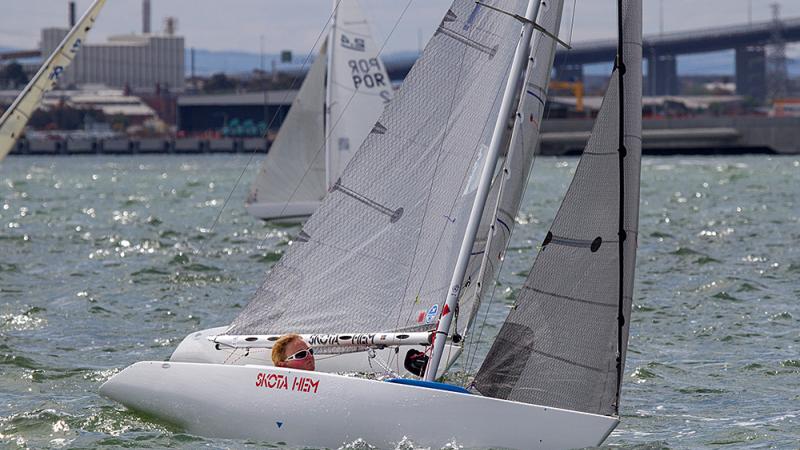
(457, 0, 565, 335)
(475, 0, 642, 416)
(228, 0, 527, 337)
(326, 0, 393, 188)
(246, 40, 328, 210)
(0, 0, 107, 161)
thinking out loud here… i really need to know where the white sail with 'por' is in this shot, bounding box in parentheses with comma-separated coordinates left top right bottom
(0, 0, 107, 161)
(475, 0, 642, 416)
(229, 0, 527, 337)
(326, 0, 393, 187)
(245, 0, 392, 221)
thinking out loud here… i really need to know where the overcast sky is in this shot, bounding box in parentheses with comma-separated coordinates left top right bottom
(1, 0, 799, 57)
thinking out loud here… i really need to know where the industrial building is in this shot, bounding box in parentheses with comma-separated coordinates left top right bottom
(39, 0, 184, 92)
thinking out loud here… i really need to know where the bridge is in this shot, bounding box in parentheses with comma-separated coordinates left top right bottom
(380, 17, 800, 102)
(553, 17, 800, 100)
(4, 15, 798, 102)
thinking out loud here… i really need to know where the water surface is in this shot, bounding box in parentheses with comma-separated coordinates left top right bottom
(1, 155, 798, 448)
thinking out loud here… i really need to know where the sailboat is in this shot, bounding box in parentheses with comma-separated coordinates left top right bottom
(0, 0, 107, 162)
(245, 0, 393, 221)
(165, 0, 566, 375)
(101, 0, 642, 447)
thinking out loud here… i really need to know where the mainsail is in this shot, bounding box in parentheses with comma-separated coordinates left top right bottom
(475, 0, 642, 417)
(457, 0, 565, 335)
(229, 0, 527, 336)
(246, 0, 392, 218)
(0, 0, 107, 161)
(247, 40, 328, 210)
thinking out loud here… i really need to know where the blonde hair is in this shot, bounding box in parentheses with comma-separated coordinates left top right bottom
(271, 333, 302, 364)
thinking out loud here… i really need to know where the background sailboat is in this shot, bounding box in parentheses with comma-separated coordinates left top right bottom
(101, 0, 642, 447)
(245, 0, 392, 221)
(0, 0, 107, 162)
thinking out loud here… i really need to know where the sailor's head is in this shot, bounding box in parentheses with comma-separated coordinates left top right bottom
(272, 333, 315, 371)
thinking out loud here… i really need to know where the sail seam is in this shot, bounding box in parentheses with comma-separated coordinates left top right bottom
(522, 287, 617, 308)
(530, 348, 604, 373)
(435, 27, 498, 57)
(585, 151, 619, 156)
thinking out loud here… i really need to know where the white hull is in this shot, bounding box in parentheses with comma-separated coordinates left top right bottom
(170, 326, 461, 377)
(245, 201, 320, 222)
(100, 361, 617, 449)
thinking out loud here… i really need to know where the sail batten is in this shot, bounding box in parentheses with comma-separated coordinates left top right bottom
(474, 0, 642, 416)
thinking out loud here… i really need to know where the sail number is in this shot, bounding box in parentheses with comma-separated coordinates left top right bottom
(348, 58, 387, 91)
(49, 66, 65, 80)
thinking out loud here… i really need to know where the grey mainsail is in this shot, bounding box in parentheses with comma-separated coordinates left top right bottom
(474, 0, 642, 417)
(229, 0, 527, 336)
(457, 0, 565, 335)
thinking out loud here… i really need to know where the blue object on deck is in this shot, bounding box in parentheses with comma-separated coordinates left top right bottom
(385, 378, 471, 394)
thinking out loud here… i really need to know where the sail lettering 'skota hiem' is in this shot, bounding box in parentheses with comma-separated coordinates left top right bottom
(475, 0, 642, 417)
(228, 0, 528, 340)
(457, 0, 565, 336)
(0, 0, 107, 161)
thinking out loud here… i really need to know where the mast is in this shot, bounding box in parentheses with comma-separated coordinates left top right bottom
(424, 0, 541, 381)
(614, 0, 626, 414)
(324, 0, 337, 189)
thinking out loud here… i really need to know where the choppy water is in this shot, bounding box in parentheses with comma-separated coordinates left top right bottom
(1, 155, 798, 449)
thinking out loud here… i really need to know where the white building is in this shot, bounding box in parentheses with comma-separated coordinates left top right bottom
(41, 28, 184, 92)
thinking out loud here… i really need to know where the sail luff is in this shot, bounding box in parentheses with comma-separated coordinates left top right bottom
(614, 0, 626, 414)
(324, 0, 337, 189)
(474, 0, 642, 416)
(0, 0, 107, 161)
(617, 0, 643, 413)
(424, 0, 541, 381)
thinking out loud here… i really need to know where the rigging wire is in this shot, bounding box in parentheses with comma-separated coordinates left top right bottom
(463, 0, 579, 379)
